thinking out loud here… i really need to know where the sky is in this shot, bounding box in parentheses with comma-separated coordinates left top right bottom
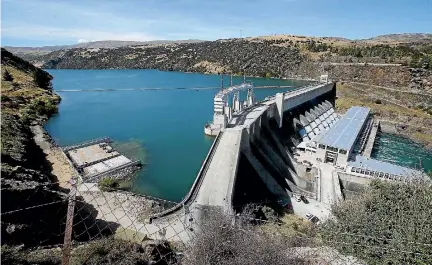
(1, 0, 431, 47)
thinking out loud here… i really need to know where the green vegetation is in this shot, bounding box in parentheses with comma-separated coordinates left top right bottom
(98, 177, 120, 192)
(33, 69, 52, 88)
(20, 98, 59, 124)
(321, 180, 432, 265)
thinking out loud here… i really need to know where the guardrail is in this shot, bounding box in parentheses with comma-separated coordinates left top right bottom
(85, 160, 141, 182)
(149, 131, 224, 221)
(63, 137, 111, 152)
(77, 153, 122, 170)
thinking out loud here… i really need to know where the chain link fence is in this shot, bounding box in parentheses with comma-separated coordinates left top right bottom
(2, 177, 432, 265)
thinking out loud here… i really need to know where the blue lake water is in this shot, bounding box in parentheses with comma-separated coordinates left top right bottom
(372, 133, 432, 173)
(45, 70, 432, 202)
(45, 69, 311, 201)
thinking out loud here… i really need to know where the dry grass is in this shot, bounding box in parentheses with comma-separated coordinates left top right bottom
(1, 65, 60, 119)
(336, 81, 432, 147)
(184, 209, 315, 265)
(261, 214, 314, 238)
(336, 82, 430, 118)
(412, 132, 432, 144)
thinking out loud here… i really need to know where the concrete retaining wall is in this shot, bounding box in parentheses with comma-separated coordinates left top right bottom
(337, 172, 368, 197)
(379, 120, 398, 134)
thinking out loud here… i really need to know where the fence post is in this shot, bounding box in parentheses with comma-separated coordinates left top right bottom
(62, 176, 78, 265)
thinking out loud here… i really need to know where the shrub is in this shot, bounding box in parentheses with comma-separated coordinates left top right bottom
(98, 177, 119, 192)
(320, 179, 432, 265)
(1, 95, 10, 102)
(2, 69, 13, 81)
(11, 82, 20, 89)
(184, 208, 313, 265)
(261, 205, 279, 221)
(374, 99, 382, 104)
(27, 99, 58, 117)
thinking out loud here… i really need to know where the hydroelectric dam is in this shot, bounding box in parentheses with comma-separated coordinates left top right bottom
(78, 77, 426, 243)
(144, 79, 339, 241)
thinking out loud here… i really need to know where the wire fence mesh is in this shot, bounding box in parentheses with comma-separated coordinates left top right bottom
(2, 177, 432, 265)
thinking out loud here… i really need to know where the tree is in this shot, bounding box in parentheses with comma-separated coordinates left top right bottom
(321, 179, 432, 264)
(354, 49, 363, 58)
(33, 69, 51, 89)
(2, 69, 13, 81)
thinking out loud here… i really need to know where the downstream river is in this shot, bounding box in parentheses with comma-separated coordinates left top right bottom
(45, 70, 431, 201)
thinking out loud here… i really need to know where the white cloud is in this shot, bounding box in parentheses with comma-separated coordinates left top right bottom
(1, 25, 160, 42)
(1, 0, 241, 43)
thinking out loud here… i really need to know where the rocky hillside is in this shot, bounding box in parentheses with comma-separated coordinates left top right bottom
(365, 33, 432, 44)
(4, 39, 204, 61)
(30, 34, 432, 92)
(0, 49, 105, 248)
(1, 48, 65, 246)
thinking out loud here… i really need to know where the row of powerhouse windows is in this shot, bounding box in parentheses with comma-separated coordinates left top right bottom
(350, 167, 403, 180)
(318, 144, 347, 154)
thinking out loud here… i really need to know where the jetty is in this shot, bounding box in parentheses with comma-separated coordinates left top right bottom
(63, 137, 141, 182)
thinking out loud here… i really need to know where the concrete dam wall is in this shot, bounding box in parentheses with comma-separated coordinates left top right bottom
(150, 83, 337, 221)
(230, 83, 337, 209)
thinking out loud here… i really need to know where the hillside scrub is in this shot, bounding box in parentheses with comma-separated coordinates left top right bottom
(320, 179, 432, 265)
(32, 38, 432, 93)
(1, 238, 176, 265)
(184, 207, 317, 265)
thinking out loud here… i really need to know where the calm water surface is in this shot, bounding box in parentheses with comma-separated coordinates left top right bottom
(45, 69, 310, 201)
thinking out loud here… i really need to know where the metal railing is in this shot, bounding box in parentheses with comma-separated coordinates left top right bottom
(149, 131, 224, 221)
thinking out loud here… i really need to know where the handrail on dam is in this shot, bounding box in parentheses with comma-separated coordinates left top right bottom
(149, 131, 224, 221)
(236, 83, 324, 113)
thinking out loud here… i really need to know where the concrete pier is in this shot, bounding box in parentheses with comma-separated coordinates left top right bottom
(64, 139, 141, 182)
(363, 120, 380, 158)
